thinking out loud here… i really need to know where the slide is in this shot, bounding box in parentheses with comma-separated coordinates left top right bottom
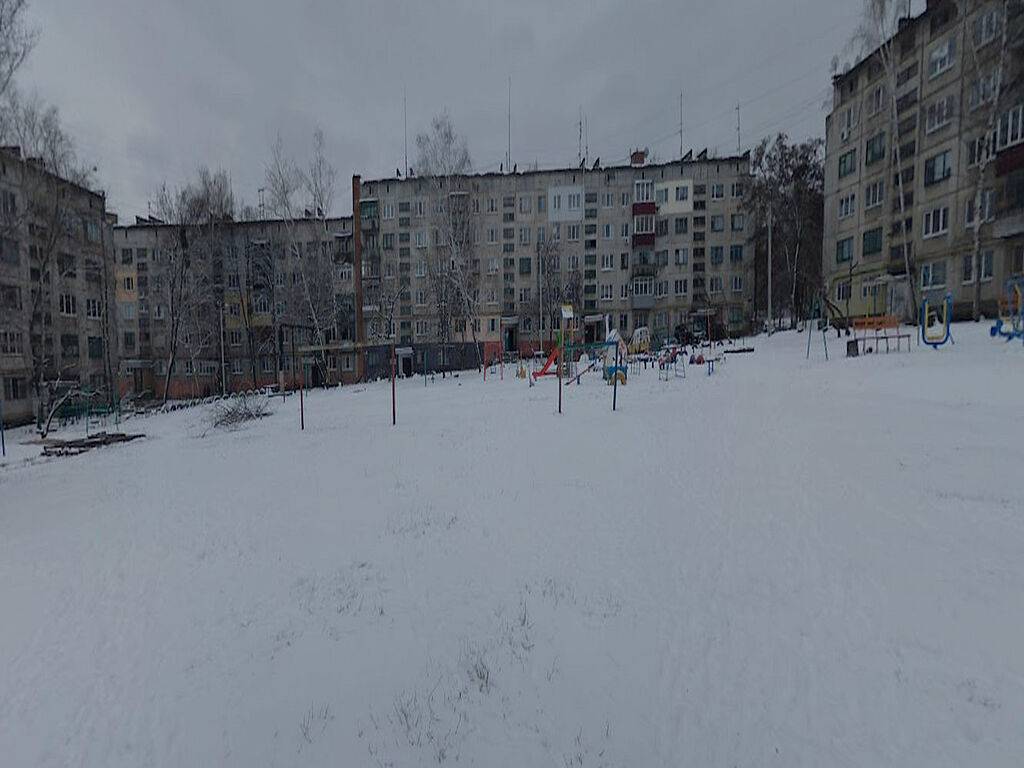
(532, 344, 560, 379)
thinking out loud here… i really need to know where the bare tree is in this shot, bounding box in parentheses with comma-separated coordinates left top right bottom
(265, 131, 342, 385)
(744, 134, 824, 328)
(852, 0, 920, 322)
(153, 167, 234, 402)
(0, 0, 36, 101)
(963, 0, 1012, 319)
(416, 114, 481, 370)
(0, 91, 94, 424)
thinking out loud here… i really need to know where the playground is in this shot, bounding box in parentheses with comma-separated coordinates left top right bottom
(1, 323, 1023, 766)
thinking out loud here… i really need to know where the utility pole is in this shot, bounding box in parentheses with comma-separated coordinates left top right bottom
(679, 92, 684, 159)
(736, 103, 742, 154)
(506, 76, 512, 172)
(767, 208, 773, 334)
(404, 88, 408, 177)
(219, 300, 226, 396)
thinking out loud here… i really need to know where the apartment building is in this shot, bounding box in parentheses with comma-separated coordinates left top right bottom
(823, 0, 1024, 320)
(111, 214, 356, 399)
(352, 150, 753, 376)
(0, 146, 116, 427)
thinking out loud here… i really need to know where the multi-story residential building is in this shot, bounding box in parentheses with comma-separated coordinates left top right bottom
(111, 214, 356, 399)
(823, 0, 1024, 321)
(352, 149, 753, 377)
(0, 146, 117, 427)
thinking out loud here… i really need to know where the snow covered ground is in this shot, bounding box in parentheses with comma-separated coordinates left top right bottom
(2, 323, 1023, 767)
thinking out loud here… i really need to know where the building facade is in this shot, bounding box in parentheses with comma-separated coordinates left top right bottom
(111, 214, 356, 400)
(0, 147, 117, 427)
(352, 150, 753, 376)
(823, 0, 1024, 321)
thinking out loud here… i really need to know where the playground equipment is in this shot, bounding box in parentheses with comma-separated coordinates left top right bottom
(657, 344, 686, 380)
(628, 326, 651, 355)
(920, 292, 953, 348)
(483, 340, 504, 380)
(532, 335, 562, 379)
(990, 278, 1024, 342)
(604, 329, 628, 385)
(805, 294, 830, 361)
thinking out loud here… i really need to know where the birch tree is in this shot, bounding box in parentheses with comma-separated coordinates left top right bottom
(416, 114, 482, 370)
(963, 0, 1011, 319)
(852, 0, 920, 322)
(0, 0, 35, 101)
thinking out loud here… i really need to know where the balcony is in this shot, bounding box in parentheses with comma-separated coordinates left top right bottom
(632, 233, 655, 248)
(631, 294, 654, 310)
(632, 201, 656, 216)
(631, 263, 657, 279)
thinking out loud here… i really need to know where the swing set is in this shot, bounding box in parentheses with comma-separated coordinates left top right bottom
(990, 278, 1024, 344)
(919, 292, 953, 348)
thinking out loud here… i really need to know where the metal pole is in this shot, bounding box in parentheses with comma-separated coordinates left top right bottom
(767, 209, 773, 334)
(1, 397, 6, 457)
(612, 344, 619, 412)
(391, 342, 396, 426)
(300, 352, 306, 431)
(219, 301, 226, 396)
(557, 323, 563, 415)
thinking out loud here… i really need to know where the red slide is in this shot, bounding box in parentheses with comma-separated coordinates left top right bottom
(532, 345, 560, 379)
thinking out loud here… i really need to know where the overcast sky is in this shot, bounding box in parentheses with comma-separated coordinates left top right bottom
(20, 0, 925, 221)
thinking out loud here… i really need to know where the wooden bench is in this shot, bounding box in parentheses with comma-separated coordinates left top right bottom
(851, 314, 911, 354)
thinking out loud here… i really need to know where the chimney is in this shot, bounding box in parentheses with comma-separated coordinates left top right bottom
(630, 149, 647, 167)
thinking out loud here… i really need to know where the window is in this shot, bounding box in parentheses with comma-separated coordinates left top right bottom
(921, 260, 947, 288)
(966, 189, 995, 226)
(382, 233, 395, 250)
(0, 330, 24, 355)
(839, 104, 858, 136)
(123, 331, 136, 350)
(897, 61, 918, 87)
(928, 36, 956, 79)
(923, 150, 953, 186)
(730, 214, 744, 231)
(599, 284, 613, 301)
(674, 278, 688, 295)
(866, 84, 887, 117)
(864, 180, 885, 209)
(710, 246, 724, 264)
(865, 132, 886, 165)
(710, 184, 724, 200)
(0, 189, 15, 215)
(601, 253, 613, 270)
(971, 8, 1002, 48)
(620, 222, 629, 238)
(633, 215, 653, 235)
(672, 216, 688, 235)
(710, 215, 724, 232)
(729, 244, 744, 263)
(519, 257, 532, 276)
(620, 284, 629, 299)
(836, 280, 852, 302)
(634, 180, 653, 202)
(621, 192, 630, 206)
(0, 237, 18, 265)
(655, 187, 668, 204)
(995, 104, 1024, 152)
(123, 276, 134, 291)
(731, 183, 744, 198)
(926, 94, 955, 133)
(602, 192, 614, 208)
(730, 276, 743, 293)
(709, 276, 723, 294)
(415, 230, 426, 248)
(970, 68, 1000, 110)
(121, 248, 133, 265)
(838, 149, 857, 179)
(836, 237, 854, 263)
(923, 207, 950, 238)
(519, 227, 530, 246)
(59, 293, 77, 316)
(838, 193, 856, 220)
(382, 201, 394, 219)
(962, 250, 994, 284)
(862, 227, 883, 256)
(568, 193, 581, 210)
(675, 185, 689, 202)
(567, 223, 580, 241)
(414, 200, 425, 217)
(633, 277, 652, 296)
(674, 248, 688, 265)
(3, 377, 27, 401)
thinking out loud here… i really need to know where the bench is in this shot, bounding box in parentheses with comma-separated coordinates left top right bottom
(851, 314, 910, 354)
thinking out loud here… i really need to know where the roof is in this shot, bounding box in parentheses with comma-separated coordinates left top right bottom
(0, 145, 106, 202)
(358, 151, 752, 188)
